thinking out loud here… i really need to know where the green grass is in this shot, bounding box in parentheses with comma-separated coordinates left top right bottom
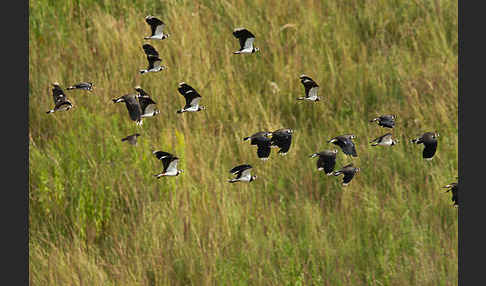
(29, 0, 458, 285)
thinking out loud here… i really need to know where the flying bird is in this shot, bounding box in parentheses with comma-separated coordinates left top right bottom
(332, 163, 360, 186)
(46, 82, 73, 114)
(121, 133, 141, 145)
(370, 133, 398, 147)
(153, 151, 183, 178)
(443, 182, 458, 207)
(270, 128, 293, 155)
(309, 149, 339, 175)
(176, 82, 205, 113)
(144, 16, 169, 40)
(370, 114, 396, 128)
(112, 94, 143, 125)
(328, 134, 358, 157)
(297, 75, 320, 101)
(66, 82, 93, 92)
(232, 28, 259, 54)
(410, 132, 439, 160)
(134, 87, 159, 118)
(140, 44, 166, 74)
(228, 164, 257, 183)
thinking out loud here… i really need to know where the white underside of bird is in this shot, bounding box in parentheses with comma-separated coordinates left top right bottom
(140, 66, 166, 74)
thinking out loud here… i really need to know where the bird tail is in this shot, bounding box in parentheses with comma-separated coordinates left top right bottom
(228, 179, 238, 183)
(243, 137, 250, 141)
(66, 86, 75, 90)
(369, 118, 378, 123)
(296, 97, 305, 100)
(233, 51, 241, 54)
(332, 171, 342, 176)
(177, 109, 185, 114)
(140, 70, 147, 74)
(121, 137, 127, 142)
(46, 109, 54, 114)
(112, 98, 123, 103)
(309, 153, 319, 158)
(154, 173, 164, 179)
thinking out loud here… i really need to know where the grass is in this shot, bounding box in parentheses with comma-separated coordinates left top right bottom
(29, 0, 458, 285)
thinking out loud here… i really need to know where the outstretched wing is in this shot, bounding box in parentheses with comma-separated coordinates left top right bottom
(300, 75, 319, 98)
(143, 44, 159, 57)
(233, 28, 255, 50)
(138, 96, 158, 116)
(178, 83, 201, 108)
(146, 55, 162, 69)
(423, 141, 438, 159)
(146, 16, 165, 36)
(342, 171, 356, 185)
(230, 164, 252, 175)
(123, 95, 142, 122)
(153, 151, 174, 160)
(317, 153, 336, 174)
(52, 85, 66, 104)
(271, 131, 292, 154)
(165, 157, 179, 173)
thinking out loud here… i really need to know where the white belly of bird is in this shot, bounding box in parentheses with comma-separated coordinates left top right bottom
(185, 105, 199, 112)
(164, 169, 178, 176)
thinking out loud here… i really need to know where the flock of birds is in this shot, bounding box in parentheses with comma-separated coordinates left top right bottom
(43, 15, 458, 207)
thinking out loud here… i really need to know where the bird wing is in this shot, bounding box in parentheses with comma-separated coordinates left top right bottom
(138, 97, 158, 116)
(143, 44, 159, 57)
(52, 86, 66, 104)
(256, 142, 271, 159)
(153, 151, 173, 160)
(178, 85, 201, 108)
(271, 133, 292, 154)
(146, 16, 164, 36)
(342, 170, 357, 185)
(317, 153, 336, 174)
(147, 55, 162, 69)
(422, 141, 438, 159)
(243, 37, 255, 50)
(123, 95, 142, 122)
(300, 76, 319, 97)
(165, 158, 179, 173)
(239, 168, 252, 180)
(379, 115, 395, 128)
(341, 138, 357, 157)
(230, 164, 252, 175)
(233, 28, 255, 49)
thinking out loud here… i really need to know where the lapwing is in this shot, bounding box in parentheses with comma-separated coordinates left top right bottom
(332, 163, 360, 186)
(443, 182, 458, 207)
(370, 114, 396, 128)
(140, 44, 166, 74)
(134, 86, 159, 118)
(328, 134, 358, 157)
(46, 82, 73, 114)
(144, 16, 169, 40)
(248, 134, 272, 160)
(153, 151, 183, 178)
(112, 94, 143, 125)
(370, 133, 398, 147)
(243, 131, 272, 143)
(410, 132, 439, 160)
(121, 133, 141, 145)
(66, 82, 93, 91)
(228, 164, 257, 183)
(309, 149, 339, 175)
(232, 28, 259, 54)
(176, 82, 205, 113)
(297, 75, 320, 101)
(270, 128, 293, 155)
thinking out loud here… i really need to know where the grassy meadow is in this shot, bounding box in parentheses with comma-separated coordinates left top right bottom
(29, 0, 458, 285)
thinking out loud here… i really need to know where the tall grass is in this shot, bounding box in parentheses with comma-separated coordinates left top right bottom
(29, 0, 458, 284)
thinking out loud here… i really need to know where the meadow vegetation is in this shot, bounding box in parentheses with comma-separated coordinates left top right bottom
(29, 0, 458, 284)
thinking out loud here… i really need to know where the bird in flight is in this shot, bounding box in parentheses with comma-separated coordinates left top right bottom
(410, 132, 439, 160)
(309, 149, 339, 175)
(297, 75, 320, 102)
(332, 163, 360, 186)
(144, 16, 169, 40)
(66, 82, 94, 92)
(370, 114, 396, 128)
(370, 133, 398, 147)
(328, 134, 358, 157)
(176, 82, 205, 113)
(152, 151, 183, 178)
(140, 44, 166, 74)
(232, 28, 259, 54)
(228, 164, 257, 183)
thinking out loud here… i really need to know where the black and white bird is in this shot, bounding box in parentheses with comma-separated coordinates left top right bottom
(297, 75, 320, 101)
(328, 134, 358, 157)
(232, 28, 260, 54)
(370, 133, 398, 147)
(152, 151, 183, 178)
(270, 128, 293, 155)
(410, 132, 439, 160)
(144, 16, 169, 40)
(112, 94, 143, 125)
(443, 182, 458, 207)
(46, 82, 73, 114)
(332, 163, 360, 186)
(248, 134, 272, 160)
(66, 82, 93, 91)
(309, 149, 339, 175)
(228, 164, 257, 183)
(121, 133, 141, 145)
(243, 131, 272, 143)
(140, 44, 166, 74)
(176, 82, 205, 113)
(370, 114, 396, 128)
(134, 86, 159, 118)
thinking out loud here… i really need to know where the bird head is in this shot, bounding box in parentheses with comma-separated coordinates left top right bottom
(315, 97, 321, 101)
(199, 106, 206, 111)
(251, 175, 258, 181)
